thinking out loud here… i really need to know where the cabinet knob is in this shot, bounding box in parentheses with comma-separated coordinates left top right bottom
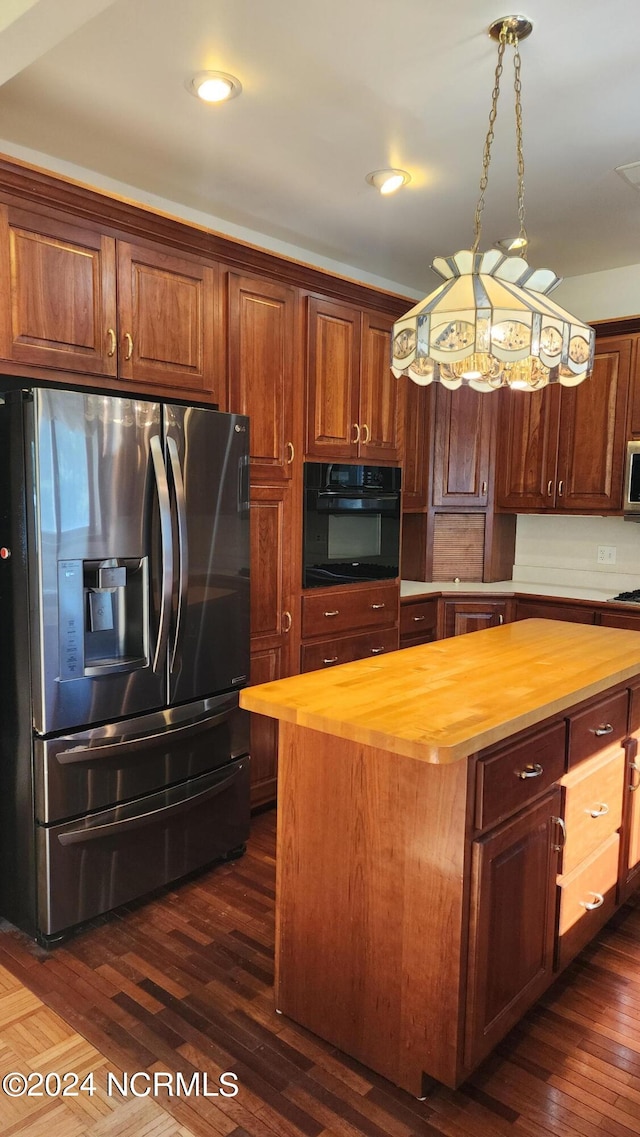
(412, 615, 425, 622)
(124, 332, 134, 361)
(323, 609, 340, 617)
(586, 802, 609, 818)
(370, 646, 385, 655)
(286, 441, 295, 464)
(481, 480, 487, 495)
(361, 423, 370, 444)
(630, 761, 640, 792)
(558, 479, 564, 496)
(551, 816, 566, 852)
(547, 480, 553, 496)
(371, 603, 386, 610)
(591, 723, 614, 737)
(106, 327, 116, 357)
(498, 614, 504, 624)
(580, 892, 604, 911)
(323, 656, 338, 665)
(282, 610, 292, 632)
(352, 424, 361, 444)
(516, 763, 543, 780)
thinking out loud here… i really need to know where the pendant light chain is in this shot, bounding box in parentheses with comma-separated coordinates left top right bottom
(513, 34, 528, 246)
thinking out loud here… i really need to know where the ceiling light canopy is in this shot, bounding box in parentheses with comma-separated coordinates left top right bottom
(391, 15, 595, 393)
(188, 71, 242, 103)
(366, 169, 411, 195)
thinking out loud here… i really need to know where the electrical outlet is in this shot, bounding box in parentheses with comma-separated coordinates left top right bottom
(597, 545, 617, 565)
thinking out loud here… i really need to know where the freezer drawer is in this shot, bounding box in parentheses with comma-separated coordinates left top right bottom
(35, 692, 249, 823)
(36, 757, 250, 937)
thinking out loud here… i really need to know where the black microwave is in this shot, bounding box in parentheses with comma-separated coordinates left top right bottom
(303, 463, 401, 588)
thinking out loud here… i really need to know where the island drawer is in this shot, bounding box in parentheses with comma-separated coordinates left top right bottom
(556, 831, 619, 971)
(558, 744, 625, 875)
(567, 689, 628, 768)
(475, 720, 567, 831)
(302, 582, 398, 639)
(300, 627, 399, 673)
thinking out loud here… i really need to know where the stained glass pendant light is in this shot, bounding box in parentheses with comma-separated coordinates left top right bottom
(391, 16, 595, 393)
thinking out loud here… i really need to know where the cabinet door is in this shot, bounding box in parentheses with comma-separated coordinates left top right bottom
(432, 386, 493, 507)
(358, 311, 402, 462)
(0, 205, 117, 376)
(402, 381, 431, 510)
(629, 337, 640, 438)
(495, 386, 560, 510)
(442, 600, 509, 639)
(556, 336, 631, 511)
(227, 272, 297, 482)
(305, 296, 360, 459)
(116, 241, 216, 394)
(465, 788, 561, 1070)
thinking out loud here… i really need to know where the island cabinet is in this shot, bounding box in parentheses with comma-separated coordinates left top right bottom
(240, 620, 640, 1093)
(304, 296, 402, 463)
(495, 334, 631, 513)
(0, 203, 219, 397)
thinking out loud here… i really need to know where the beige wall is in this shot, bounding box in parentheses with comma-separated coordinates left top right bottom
(513, 513, 640, 593)
(554, 264, 640, 323)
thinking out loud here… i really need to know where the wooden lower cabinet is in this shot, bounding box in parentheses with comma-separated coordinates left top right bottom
(400, 597, 438, 647)
(441, 597, 513, 638)
(517, 598, 596, 624)
(300, 580, 399, 673)
(465, 788, 561, 1070)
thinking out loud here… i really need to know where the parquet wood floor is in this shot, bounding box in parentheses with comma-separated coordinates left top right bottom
(1, 809, 640, 1136)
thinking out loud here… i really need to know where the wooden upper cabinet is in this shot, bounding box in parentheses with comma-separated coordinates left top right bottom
(305, 296, 402, 463)
(402, 381, 431, 510)
(226, 272, 297, 481)
(116, 241, 216, 395)
(495, 386, 560, 511)
(0, 204, 117, 376)
(432, 386, 494, 507)
(306, 296, 360, 459)
(556, 335, 631, 511)
(497, 335, 631, 513)
(359, 311, 402, 462)
(629, 336, 640, 438)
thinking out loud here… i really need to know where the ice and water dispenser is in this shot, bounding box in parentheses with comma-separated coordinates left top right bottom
(58, 557, 149, 679)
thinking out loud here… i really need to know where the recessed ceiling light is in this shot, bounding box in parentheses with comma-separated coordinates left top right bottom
(365, 169, 411, 195)
(615, 161, 640, 191)
(187, 71, 242, 103)
(494, 236, 528, 254)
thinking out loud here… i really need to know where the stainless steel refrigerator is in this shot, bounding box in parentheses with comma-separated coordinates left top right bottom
(0, 386, 251, 943)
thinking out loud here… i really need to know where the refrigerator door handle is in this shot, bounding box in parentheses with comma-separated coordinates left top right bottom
(56, 764, 243, 844)
(166, 435, 189, 671)
(149, 434, 173, 673)
(54, 705, 238, 765)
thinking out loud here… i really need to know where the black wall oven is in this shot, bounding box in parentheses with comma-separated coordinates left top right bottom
(303, 463, 401, 588)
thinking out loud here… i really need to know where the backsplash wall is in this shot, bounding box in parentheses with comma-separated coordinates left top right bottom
(513, 514, 640, 593)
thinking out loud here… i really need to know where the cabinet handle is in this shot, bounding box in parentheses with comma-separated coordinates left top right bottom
(106, 327, 116, 357)
(361, 423, 370, 443)
(516, 762, 543, 780)
(323, 609, 340, 617)
(282, 610, 292, 632)
(481, 480, 487, 495)
(558, 479, 564, 496)
(323, 656, 338, 665)
(413, 615, 426, 622)
(630, 761, 640, 792)
(586, 802, 609, 818)
(352, 423, 361, 444)
(124, 332, 134, 360)
(547, 480, 553, 496)
(551, 816, 566, 852)
(286, 441, 295, 464)
(580, 892, 605, 911)
(498, 614, 504, 624)
(591, 723, 614, 737)
(370, 646, 385, 655)
(371, 603, 386, 610)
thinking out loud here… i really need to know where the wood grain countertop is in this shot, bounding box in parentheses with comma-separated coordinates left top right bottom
(239, 619, 640, 764)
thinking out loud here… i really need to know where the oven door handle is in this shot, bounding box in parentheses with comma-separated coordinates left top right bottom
(56, 765, 242, 844)
(55, 706, 236, 765)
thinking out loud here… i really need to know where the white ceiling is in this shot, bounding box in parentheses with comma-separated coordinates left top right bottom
(0, 0, 638, 296)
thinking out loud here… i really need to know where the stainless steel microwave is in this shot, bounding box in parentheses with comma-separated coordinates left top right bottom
(624, 441, 640, 515)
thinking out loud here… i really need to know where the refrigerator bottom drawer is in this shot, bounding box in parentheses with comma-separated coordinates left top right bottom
(36, 757, 250, 938)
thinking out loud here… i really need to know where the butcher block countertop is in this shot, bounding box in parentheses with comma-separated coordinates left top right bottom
(240, 619, 640, 765)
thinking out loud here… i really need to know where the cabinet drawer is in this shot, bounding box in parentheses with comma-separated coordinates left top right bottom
(475, 720, 566, 831)
(559, 745, 624, 875)
(300, 627, 399, 673)
(567, 689, 628, 767)
(400, 599, 438, 640)
(630, 682, 640, 734)
(302, 582, 398, 638)
(556, 832, 619, 971)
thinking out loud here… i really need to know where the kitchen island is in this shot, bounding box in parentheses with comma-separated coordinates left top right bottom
(240, 620, 640, 1093)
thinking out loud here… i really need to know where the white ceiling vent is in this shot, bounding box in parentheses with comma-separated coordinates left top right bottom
(615, 162, 640, 191)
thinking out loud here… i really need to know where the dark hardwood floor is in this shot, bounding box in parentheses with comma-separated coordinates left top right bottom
(2, 809, 640, 1137)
